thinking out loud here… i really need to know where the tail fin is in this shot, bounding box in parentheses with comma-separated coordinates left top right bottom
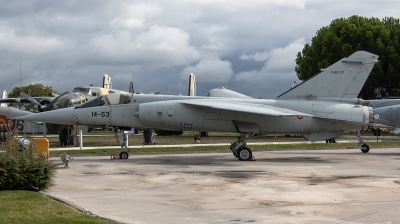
(188, 73, 196, 96)
(129, 82, 134, 93)
(102, 74, 112, 89)
(1, 90, 8, 107)
(277, 51, 378, 100)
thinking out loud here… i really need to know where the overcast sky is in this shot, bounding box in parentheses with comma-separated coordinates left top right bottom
(1, 0, 399, 98)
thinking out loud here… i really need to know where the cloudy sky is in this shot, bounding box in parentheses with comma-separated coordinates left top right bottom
(1, 0, 399, 98)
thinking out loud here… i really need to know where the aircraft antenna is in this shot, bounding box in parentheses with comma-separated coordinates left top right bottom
(20, 61, 21, 88)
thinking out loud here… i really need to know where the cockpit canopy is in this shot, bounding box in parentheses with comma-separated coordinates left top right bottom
(79, 93, 133, 108)
(72, 87, 90, 94)
(72, 86, 102, 97)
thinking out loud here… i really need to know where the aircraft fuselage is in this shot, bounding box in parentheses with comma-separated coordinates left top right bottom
(44, 94, 372, 139)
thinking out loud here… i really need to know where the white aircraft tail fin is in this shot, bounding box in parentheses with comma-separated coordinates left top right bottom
(277, 51, 378, 100)
(1, 90, 8, 107)
(103, 74, 112, 89)
(188, 73, 196, 96)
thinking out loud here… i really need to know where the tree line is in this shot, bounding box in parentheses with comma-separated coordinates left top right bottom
(295, 15, 400, 99)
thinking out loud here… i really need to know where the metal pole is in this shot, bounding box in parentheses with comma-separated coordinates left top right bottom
(43, 123, 47, 137)
(79, 130, 83, 150)
(124, 133, 128, 148)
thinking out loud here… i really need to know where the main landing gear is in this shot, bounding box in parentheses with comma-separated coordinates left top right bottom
(114, 128, 129, 159)
(230, 132, 255, 161)
(356, 130, 370, 153)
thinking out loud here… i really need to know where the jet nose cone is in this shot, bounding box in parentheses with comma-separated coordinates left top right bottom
(17, 108, 77, 125)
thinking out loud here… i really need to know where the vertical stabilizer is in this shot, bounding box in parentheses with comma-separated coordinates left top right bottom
(103, 74, 112, 89)
(188, 73, 196, 96)
(277, 51, 378, 100)
(1, 90, 8, 107)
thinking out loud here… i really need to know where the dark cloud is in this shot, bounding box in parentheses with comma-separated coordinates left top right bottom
(1, 0, 399, 98)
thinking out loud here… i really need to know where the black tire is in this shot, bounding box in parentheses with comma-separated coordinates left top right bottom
(0, 132, 6, 142)
(200, 132, 208, 137)
(0, 124, 5, 132)
(237, 147, 252, 161)
(144, 129, 155, 144)
(361, 144, 370, 153)
(59, 128, 69, 143)
(119, 151, 129, 159)
(68, 134, 77, 146)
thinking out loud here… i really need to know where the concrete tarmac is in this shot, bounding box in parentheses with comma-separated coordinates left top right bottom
(46, 148, 400, 224)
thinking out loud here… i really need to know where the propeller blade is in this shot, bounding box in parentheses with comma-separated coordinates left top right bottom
(21, 92, 41, 106)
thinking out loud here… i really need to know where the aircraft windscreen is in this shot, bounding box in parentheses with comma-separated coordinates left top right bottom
(72, 87, 90, 93)
(79, 96, 105, 108)
(106, 93, 132, 105)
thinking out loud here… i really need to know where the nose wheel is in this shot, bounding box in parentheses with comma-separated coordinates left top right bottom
(119, 151, 129, 159)
(114, 128, 130, 159)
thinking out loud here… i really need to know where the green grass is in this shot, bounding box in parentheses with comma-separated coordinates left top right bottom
(0, 190, 116, 224)
(49, 141, 400, 157)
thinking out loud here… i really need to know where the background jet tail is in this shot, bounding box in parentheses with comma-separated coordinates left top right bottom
(1, 90, 8, 107)
(103, 74, 112, 89)
(188, 73, 196, 96)
(129, 82, 134, 93)
(277, 51, 378, 100)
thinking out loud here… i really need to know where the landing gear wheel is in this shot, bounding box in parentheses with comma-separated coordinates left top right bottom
(237, 147, 252, 161)
(0, 124, 6, 132)
(119, 151, 129, 159)
(361, 144, 370, 153)
(0, 132, 6, 142)
(59, 128, 69, 144)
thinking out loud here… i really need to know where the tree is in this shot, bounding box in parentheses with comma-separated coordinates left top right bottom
(295, 16, 400, 99)
(8, 83, 59, 111)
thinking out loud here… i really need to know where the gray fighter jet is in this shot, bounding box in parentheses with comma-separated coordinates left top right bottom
(364, 99, 400, 128)
(18, 51, 379, 160)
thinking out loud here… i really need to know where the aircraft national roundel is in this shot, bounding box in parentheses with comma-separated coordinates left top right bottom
(0, 115, 8, 124)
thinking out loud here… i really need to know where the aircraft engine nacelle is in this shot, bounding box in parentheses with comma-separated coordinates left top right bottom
(324, 105, 374, 132)
(365, 106, 374, 124)
(323, 104, 373, 124)
(138, 101, 198, 129)
(359, 106, 374, 124)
